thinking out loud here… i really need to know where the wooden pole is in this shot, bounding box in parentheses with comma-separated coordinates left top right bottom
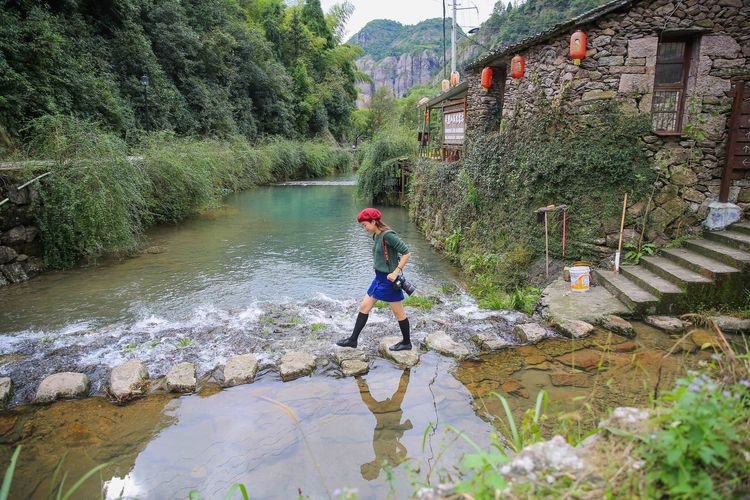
(615, 192, 628, 273)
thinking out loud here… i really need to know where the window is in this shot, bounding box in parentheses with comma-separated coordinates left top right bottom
(652, 38, 692, 134)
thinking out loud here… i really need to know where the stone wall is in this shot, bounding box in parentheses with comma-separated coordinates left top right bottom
(465, 0, 750, 244)
(0, 174, 44, 287)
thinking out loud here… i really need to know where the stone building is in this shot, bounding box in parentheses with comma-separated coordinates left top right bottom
(462, 0, 749, 242)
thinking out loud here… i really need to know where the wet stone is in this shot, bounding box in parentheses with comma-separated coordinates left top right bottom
(555, 349, 607, 370)
(223, 354, 259, 386)
(470, 332, 513, 351)
(611, 341, 637, 353)
(34, 372, 90, 403)
(166, 362, 196, 392)
(333, 346, 369, 376)
(513, 323, 550, 343)
(527, 361, 554, 371)
(598, 315, 635, 337)
(379, 336, 420, 367)
(690, 329, 721, 349)
(645, 316, 685, 333)
(501, 379, 529, 398)
(0, 415, 17, 435)
(549, 371, 592, 388)
(555, 319, 595, 339)
(423, 331, 470, 359)
(710, 315, 750, 334)
(525, 355, 547, 365)
(0, 377, 11, 407)
(279, 352, 316, 381)
(109, 360, 149, 402)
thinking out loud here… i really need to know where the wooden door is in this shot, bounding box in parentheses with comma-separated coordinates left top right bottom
(720, 80, 750, 202)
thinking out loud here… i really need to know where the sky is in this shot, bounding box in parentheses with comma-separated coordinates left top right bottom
(320, 0, 500, 41)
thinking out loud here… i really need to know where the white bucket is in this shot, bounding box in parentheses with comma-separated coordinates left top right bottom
(570, 265, 590, 293)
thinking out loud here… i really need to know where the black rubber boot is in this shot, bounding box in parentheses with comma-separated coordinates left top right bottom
(389, 318, 412, 351)
(336, 312, 369, 348)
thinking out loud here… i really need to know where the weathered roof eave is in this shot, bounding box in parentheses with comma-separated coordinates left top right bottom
(423, 80, 469, 109)
(465, 0, 638, 71)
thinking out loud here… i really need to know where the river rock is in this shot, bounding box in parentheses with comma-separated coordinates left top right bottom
(470, 332, 513, 351)
(501, 379, 529, 398)
(279, 352, 316, 381)
(597, 315, 635, 337)
(556, 349, 607, 370)
(224, 354, 259, 386)
(513, 323, 549, 343)
(499, 435, 585, 481)
(34, 372, 90, 403)
(690, 329, 721, 349)
(333, 347, 368, 377)
(0, 378, 11, 407)
(710, 315, 750, 334)
(109, 360, 149, 401)
(555, 319, 595, 339)
(423, 331, 470, 359)
(549, 371, 592, 388)
(644, 315, 685, 333)
(167, 362, 196, 392)
(379, 336, 420, 367)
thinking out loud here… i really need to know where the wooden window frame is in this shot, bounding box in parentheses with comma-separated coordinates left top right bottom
(652, 36, 693, 136)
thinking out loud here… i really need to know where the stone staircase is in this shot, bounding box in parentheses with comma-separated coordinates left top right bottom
(594, 221, 750, 316)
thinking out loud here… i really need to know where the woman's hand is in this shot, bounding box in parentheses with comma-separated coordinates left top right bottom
(387, 272, 397, 282)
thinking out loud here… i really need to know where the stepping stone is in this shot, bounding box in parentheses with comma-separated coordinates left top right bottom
(597, 315, 635, 337)
(423, 331, 470, 359)
(224, 354, 259, 386)
(333, 347, 368, 377)
(471, 333, 513, 351)
(644, 316, 685, 333)
(279, 352, 316, 381)
(379, 336, 420, 367)
(555, 319, 595, 339)
(0, 378, 11, 407)
(109, 360, 149, 402)
(167, 362, 196, 393)
(34, 372, 90, 403)
(513, 323, 549, 343)
(710, 315, 750, 334)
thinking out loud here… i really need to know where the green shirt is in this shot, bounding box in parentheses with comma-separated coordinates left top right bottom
(373, 230, 410, 273)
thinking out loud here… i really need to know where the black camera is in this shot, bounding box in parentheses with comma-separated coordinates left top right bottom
(392, 274, 416, 296)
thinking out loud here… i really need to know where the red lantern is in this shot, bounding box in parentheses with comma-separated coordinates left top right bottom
(510, 54, 525, 79)
(481, 67, 493, 92)
(570, 30, 587, 65)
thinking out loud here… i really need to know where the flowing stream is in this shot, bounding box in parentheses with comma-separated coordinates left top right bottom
(0, 175, 696, 498)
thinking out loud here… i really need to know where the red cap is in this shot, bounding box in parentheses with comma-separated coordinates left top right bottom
(357, 208, 381, 222)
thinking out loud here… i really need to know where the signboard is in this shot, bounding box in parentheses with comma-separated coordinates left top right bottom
(443, 110, 465, 145)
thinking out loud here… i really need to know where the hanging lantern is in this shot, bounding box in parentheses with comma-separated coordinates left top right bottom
(441, 79, 450, 92)
(570, 30, 587, 65)
(510, 55, 525, 79)
(480, 67, 493, 92)
(450, 71, 460, 87)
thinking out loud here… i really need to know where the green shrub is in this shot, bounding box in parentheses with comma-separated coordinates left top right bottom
(356, 127, 414, 200)
(28, 116, 148, 268)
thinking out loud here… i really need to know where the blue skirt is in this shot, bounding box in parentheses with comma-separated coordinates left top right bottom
(367, 271, 405, 302)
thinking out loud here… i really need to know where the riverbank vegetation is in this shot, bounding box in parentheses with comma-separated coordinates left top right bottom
(23, 115, 351, 269)
(409, 102, 654, 309)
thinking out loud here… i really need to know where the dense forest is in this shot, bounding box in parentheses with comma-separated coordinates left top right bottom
(0, 0, 361, 150)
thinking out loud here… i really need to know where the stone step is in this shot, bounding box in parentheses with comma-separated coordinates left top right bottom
(731, 221, 750, 236)
(684, 238, 750, 271)
(593, 269, 658, 315)
(704, 230, 750, 253)
(640, 256, 713, 290)
(620, 265, 684, 304)
(660, 247, 740, 281)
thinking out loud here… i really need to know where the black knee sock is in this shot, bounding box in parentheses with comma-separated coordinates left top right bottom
(350, 312, 369, 341)
(398, 318, 410, 344)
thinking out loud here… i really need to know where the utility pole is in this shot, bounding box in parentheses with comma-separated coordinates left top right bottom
(449, 2, 479, 75)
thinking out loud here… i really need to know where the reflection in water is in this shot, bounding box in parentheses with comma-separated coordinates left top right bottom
(357, 369, 413, 480)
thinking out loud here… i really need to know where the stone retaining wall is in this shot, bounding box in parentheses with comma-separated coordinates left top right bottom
(466, 0, 750, 244)
(0, 174, 44, 287)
